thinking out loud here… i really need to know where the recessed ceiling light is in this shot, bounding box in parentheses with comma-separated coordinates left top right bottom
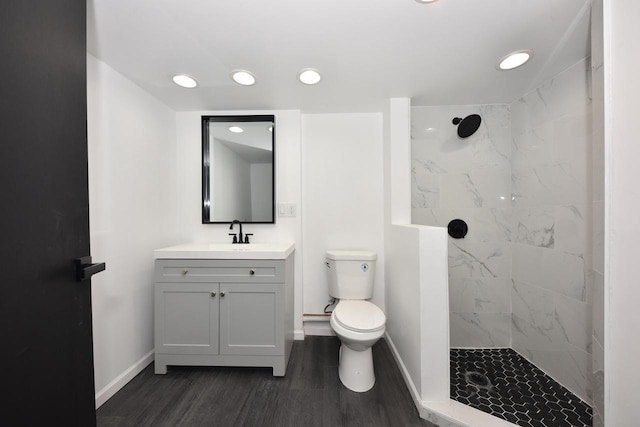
(231, 70, 256, 86)
(298, 68, 322, 85)
(497, 50, 534, 71)
(415, 0, 439, 3)
(228, 126, 244, 133)
(172, 74, 198, 88)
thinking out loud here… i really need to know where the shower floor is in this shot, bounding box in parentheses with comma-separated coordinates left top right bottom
(450, 348, 592, 427)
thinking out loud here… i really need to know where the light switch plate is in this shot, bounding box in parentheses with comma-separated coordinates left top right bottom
(278, 203, 297, 217)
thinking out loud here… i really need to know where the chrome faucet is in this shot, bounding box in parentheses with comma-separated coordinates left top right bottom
(229, 220, 253, 244)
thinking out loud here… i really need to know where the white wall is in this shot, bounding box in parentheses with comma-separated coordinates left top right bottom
(604, 0, 640, 424)
(175, 110, 304, 337)
(87, 54, 179, 406)
(301, 113, 385, 314)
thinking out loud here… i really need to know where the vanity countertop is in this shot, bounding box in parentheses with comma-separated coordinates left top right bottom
(154, 242, 295, 260)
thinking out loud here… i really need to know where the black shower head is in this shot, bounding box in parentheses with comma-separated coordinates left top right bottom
(452, 114, 482, 138)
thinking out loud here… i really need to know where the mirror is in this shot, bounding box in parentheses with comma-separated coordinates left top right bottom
(202, 115, 275, 224)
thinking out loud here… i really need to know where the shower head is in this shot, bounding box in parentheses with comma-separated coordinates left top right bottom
(452, 114, 482, 138)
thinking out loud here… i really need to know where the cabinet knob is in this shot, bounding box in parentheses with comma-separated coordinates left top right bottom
(210, 291, 216, 298)
(220, 291, 226, 297)
(181, 268, 189, 275)
(249, 269, 255, 276)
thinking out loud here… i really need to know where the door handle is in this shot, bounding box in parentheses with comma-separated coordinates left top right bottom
(75, 256, 106, 281)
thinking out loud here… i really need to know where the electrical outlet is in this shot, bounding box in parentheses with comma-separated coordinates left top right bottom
(286, 203, 296, 217)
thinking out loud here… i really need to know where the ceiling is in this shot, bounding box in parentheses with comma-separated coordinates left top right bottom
(209, 120, 273, 164)
(87, 0, 592, 113)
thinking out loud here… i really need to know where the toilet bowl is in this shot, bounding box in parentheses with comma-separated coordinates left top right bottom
(330, 300, 386, 392)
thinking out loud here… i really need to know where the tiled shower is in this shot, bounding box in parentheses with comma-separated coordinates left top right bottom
(411, 54, 603, 426)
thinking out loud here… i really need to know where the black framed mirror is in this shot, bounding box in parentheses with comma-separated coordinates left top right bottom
(202, 115, 275, 224)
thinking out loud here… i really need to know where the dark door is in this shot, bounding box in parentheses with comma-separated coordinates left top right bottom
(0, 1, 97, 426)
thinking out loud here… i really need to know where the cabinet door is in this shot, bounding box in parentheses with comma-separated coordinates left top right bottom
(155, 283, 220, 355)
(219, 283, 283, 356)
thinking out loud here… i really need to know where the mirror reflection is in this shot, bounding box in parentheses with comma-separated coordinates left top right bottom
(202, 115, 275, 223)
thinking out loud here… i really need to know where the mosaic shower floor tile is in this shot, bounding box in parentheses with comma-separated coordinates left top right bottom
(450, 348, 592, 427)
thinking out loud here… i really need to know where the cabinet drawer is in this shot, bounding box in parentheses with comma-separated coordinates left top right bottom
(155, 259, 284, 283)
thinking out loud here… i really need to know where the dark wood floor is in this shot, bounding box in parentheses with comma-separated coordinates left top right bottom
(97, 336, 436, 427)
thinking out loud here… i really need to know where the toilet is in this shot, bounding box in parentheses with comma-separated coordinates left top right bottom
(326, 250, 386, 392)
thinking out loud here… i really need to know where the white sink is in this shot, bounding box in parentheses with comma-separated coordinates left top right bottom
(154, 242, 295, 260)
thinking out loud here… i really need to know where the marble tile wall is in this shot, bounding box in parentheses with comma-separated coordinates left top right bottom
(510, 57, 593, 404)
(590, 0, 605, 424)
(411, 104, 512, 348)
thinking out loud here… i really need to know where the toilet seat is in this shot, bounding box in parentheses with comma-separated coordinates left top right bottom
(333, 300, 385, 333)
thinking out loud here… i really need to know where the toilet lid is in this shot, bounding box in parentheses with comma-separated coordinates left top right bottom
(333, 300, 386, 333)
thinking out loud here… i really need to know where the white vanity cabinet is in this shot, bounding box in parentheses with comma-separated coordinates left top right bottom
(153, 245, 294, 376)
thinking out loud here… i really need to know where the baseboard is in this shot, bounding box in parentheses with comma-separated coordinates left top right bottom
(303, 318, 335, 336)
(95, 350, 154, 408)
(294, 329, 305, 340)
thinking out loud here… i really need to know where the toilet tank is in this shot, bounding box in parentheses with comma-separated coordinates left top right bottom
(325, 250, 377, 299)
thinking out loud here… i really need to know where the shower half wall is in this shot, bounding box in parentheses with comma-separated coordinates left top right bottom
(411, 58, 593, 404)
